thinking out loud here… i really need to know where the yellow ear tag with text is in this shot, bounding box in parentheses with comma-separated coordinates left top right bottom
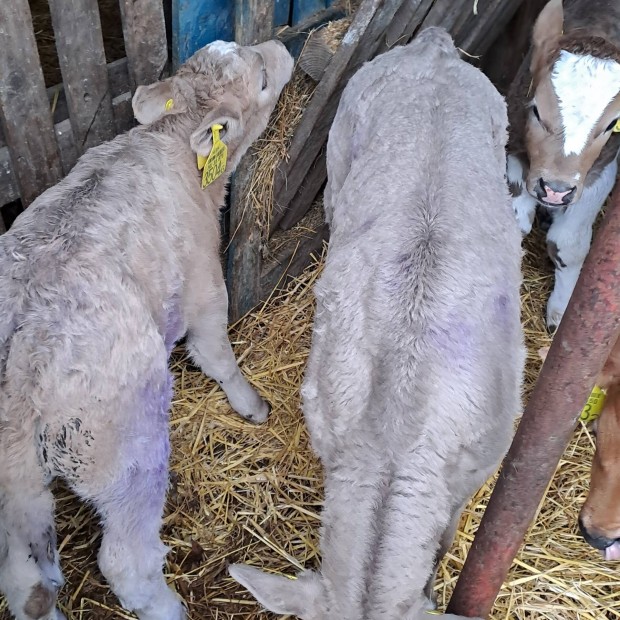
(165, 98, 174, 111)
(196, 123, 227, 189)
(580, 385, 607, 423)
(613, 119, 620, 133)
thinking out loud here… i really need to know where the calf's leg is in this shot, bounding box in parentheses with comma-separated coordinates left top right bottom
(186, 278, 269, 423)
(0, 476, 64, 620)
(546, 158, 617, 331)
(74, 372, 185, 620)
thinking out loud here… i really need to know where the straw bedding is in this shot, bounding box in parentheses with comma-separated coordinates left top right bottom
(1, 223, 614, 620)
(3, 7, 618, 620)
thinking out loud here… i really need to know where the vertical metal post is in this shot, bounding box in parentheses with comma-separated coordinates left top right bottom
(447, 185, 620, 618)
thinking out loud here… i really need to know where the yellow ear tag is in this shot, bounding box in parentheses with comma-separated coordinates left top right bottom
(580, 385, 607, 423)
(196, 123, 227, 189)
(165, 98, 174, 111)
(613, 119, 620, 133)
(426, 611, 442, 616)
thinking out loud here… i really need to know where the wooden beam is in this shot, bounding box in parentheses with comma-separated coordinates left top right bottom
(383, 0, 435, 48)
(274, 0, 292, 25)
(457, 0, 524, 58)
(0, 0, 63, 207)
(272, 0, 526, 234)
(119, 0, 168, 88)
(270, 0, 409, 233)
(278, 147, 326, 231)
(48, 0, 116, 154)
(260, 222, 329, 297)
(0, 95, 135, 207)
(278, 5, 346, 58)
(227, 151, 263, 323)
(292, 0, 327, 25)
(235, 0, 276, 45)
(0, 57, 132, 150)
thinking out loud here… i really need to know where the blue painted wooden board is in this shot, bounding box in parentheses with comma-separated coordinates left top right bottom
(172, 0, 234, 68)
(172, 0, 336, 69)
(274, 0, 290, 26)
(291, 0, 336, 25)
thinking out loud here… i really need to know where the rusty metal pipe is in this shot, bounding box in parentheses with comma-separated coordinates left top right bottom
(446, 186, 620, 619)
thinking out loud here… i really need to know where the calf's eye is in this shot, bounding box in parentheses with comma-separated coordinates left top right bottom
(261, 66, 268, 91)
(605, 118, 619, 133)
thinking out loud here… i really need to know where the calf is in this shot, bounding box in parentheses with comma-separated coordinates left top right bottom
(576, 338, 620, 560)
(0, 40, 293, 620)
(507, 0, 620, 331)
(230, 28, 525, 620)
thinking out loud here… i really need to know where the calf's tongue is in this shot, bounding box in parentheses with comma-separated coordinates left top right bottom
(604, 542, 620, 561)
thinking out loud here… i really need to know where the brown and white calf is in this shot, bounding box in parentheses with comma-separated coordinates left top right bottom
(507, 0, 620, 331)
(578, 337, 620, 560)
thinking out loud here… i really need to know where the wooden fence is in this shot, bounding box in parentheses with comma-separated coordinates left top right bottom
(0, 0, 527, 321)
(0, 0, 338, 228)
(0, 0, 167, 229)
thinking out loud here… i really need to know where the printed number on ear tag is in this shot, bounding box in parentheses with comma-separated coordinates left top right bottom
(196, 123, 228, 189)
(580, 385, 606, 423)
(613, 119, 620, 133)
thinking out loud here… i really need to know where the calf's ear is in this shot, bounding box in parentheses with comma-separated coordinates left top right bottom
(530, 0, 564, 75)
(229, 564, 324, 620)
(132, 78, 188, 125)
(189, 100, 243, 156)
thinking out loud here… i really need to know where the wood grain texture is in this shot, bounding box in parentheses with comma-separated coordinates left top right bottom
(278, 147, 326, 231)
(260, 222, 329, 295)
(48, 0, 115, 153)
(119, 0, 168, 87)
(271, 0, 407, 232)
(235, 0, 275, 45)
(0, 96, 135, 206)
(0, 0, 63, 206)
(227, 151, 263, 323)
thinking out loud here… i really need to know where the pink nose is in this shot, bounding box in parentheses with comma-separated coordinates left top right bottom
(535, 178, 577, 205)
(543, 186, 572, 204)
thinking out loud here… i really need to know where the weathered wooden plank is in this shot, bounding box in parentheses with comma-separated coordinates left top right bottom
(272, 0, 524, 233)
(172, 0, 234, 70)
(260, 222, 329, 298)
(0, 0, 63, 206)
(278, 148, 326, 230)
(54, 119, 79, 175)
(482, 0, 545, 94)
(227, 151, 263, 322)
(274, 0, 291, 25)
(235, 0, 276, 45)
(458, 0, 524, 57)
(292, 0, 327, 25)
(48, 0, 116, 154)
(383, 0, 433, 48)
(0, 57, 132, 151)
(278, 5, 347, 58)
(271, 0, 408, 232)
(0, 148, 18, 207)
(0, 97, 135, 207)
(119, 0, 168, 88)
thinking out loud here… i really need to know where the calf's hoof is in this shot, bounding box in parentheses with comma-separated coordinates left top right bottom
(240, 398, 271, 425)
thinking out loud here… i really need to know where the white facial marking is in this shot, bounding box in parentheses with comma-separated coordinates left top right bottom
(551, 51, 620, 156)
(209, 41, 239, 56)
